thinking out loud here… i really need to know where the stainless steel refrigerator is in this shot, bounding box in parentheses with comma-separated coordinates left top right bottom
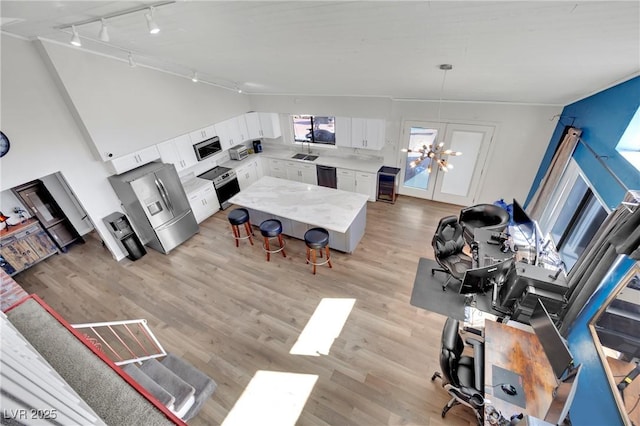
(108, 162, 198, 254)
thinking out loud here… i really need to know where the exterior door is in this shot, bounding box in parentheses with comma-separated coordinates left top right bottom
(398, 121, 494, 206)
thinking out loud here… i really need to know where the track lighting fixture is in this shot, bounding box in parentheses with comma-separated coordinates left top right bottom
(70, 25, 82, 47)
(145, 7, 160, 34)
(99, 19, 109, 42)
(191, 71, 198, 83)
(128, 52, 136, 68)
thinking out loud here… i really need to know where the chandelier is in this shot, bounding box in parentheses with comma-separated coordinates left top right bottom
(401, 64, 462, 173)
(402, 142, 461, 173)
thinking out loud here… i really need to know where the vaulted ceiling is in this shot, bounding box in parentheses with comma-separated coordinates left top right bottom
(2, 1, 639, 105)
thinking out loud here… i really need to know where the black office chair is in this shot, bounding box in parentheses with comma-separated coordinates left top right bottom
(431, 215, 473, 291)
(459, 204, 511, 245)
(431, 318, 485, 425)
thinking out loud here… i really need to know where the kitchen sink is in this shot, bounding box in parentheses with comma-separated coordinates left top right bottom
(291, 153, 318, 161)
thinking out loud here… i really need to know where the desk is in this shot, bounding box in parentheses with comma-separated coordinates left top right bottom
(484, 320, 557, 421)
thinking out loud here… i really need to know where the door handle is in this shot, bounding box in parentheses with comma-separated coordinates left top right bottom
(155, 178, 173, 213)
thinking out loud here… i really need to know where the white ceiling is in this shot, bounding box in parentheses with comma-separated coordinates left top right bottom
(1, 1, 639, 105)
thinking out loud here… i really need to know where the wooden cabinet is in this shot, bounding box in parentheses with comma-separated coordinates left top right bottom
(337, 168, 356, 192)
(237, 159, 261, 191)
(245, 113, 282, 140)
(286, 161, 317, 185)
(355, 171, 377, 201)
(268, 159, 288, 179)
(108, 145, 160, 174)
(0, 220, 58, 276)
(188, 125, 217, 144)
(351, 118, 385, 150)
(336, 168, 375, 201)
(157, 134, 197, 172)
(12, 180, 81, 251)
(187, 182, 219, 224)
(216, 116, 249, 150)
(335, 117, 352, 148)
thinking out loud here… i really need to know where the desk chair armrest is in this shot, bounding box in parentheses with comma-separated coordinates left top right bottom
(453, 386, 485, 408)
(465, 337, 485, 391)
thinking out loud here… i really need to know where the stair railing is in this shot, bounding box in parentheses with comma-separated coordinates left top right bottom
(71, 319, 166, 366)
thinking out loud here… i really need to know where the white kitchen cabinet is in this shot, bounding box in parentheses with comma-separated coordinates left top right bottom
(245, 112, 282, 140)
(269, 158, 288, 179)
(237, 159, 260, 191)
(335, 117, 352, 148)
(157, 134, 197, 172)
(216, 116, 249, 150)
(187, 182, 219, 223)
(108, 145, 160, 174)
(188, 125, 217, 144)
(351, 118, 386, 150)
(355, 171, 377, 201)
(286, 161, 317, 185)
(336, 168, 356, 192)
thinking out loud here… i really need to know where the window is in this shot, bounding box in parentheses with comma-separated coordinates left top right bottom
(550, 178, 608, 271)
(616, 106, 640, 172)
(292, 115, 336, 145)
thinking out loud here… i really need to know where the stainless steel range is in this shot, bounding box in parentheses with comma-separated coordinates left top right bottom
(198, 166, 240, 210)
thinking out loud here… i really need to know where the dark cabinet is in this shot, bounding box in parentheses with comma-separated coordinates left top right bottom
(12, 180, 81, 251)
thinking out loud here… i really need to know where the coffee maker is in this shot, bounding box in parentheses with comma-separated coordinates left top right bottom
(252, 140, 263, 153)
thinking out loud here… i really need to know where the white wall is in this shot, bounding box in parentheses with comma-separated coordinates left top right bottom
(0, 36, 249, 260)
(250, 94, 562, 204)
(37, 40, 251, 161)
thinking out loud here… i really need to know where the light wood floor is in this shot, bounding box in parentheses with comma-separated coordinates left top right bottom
(16, 195, 477, 426)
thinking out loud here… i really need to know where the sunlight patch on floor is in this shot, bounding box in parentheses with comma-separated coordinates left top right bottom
(221, 370, 318, 426)
(290, 298, 356, 356)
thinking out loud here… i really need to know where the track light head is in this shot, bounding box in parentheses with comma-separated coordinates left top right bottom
(128, 52, 136, 68)
(191, 71, 198, 83)
(99, 19, 109, 42)
(145, 8, 160, 34)
(70, 25, 82, 47)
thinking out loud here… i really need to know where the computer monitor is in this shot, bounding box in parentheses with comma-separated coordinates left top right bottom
(544, 364, 582, 425)
(512, 199, 540, 264)
(459, 257, 515, 295)
(530, 300, 574, 379)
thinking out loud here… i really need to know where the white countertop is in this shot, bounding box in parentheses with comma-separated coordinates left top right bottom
(180, 176, 213, 195)
(220, 147, 385, 174)
(228, 176, 368, 233)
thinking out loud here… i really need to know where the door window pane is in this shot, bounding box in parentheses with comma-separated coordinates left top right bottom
(439, 130, 482, 197)
(403, 127, 436, 190)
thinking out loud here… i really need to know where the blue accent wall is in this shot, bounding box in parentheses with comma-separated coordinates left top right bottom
(565, 256, 636, 426)
(526, 76, 640, 210)
(525, 76, 640, 424)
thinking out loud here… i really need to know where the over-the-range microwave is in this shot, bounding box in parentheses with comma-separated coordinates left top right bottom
(193, 136, 222, 161)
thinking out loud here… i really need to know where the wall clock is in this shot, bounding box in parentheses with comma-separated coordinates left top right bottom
(0, 132, 10, 158)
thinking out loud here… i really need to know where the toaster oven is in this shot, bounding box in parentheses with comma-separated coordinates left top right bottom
(229, 144, 249, 161)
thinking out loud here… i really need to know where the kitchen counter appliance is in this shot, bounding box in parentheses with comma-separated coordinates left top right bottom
(229, 144, 248, 161)
(108, 162, 199, 254)
(193, 136, 222, 161)
(317, 165, 337, 189)
(198, 166, 240, 210)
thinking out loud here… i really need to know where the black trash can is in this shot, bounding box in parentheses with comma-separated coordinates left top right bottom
(103, 212, 146, 261)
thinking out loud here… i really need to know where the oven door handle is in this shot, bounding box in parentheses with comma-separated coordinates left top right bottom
(155, 178, 174, 213)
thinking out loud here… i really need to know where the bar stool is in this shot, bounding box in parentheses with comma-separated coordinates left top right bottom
(259, 219, 286, 261)
(228, 208, 253, 247)
(304, 227, 332, 275)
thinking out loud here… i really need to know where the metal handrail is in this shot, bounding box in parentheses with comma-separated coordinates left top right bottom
(71, 319, 166, 366)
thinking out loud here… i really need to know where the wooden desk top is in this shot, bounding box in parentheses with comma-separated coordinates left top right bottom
(484, 320, 557, 420)
(607, 357, 640, 426)
(0, 218, 39, 239)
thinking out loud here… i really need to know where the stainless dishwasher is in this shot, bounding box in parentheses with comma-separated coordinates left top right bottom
(316, 165, 337, 188)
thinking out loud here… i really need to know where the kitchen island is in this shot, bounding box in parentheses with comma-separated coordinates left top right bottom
(228, 176, 368, 253)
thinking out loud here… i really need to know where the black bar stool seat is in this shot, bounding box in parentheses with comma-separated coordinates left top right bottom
(228, 208, 253, 247)
(304, 227, 332, 274)
(259, 219, 286, 261)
